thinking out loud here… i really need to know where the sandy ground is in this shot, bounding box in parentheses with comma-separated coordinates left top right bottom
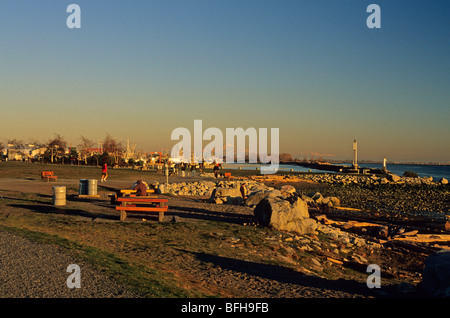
(0, 175, 444, 298)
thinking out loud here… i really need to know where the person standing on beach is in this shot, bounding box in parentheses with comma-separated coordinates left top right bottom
(190, 164, 196, 177)
(213, 163, 220, 178)
(181, 163, 186, 177)
(101, 163, 108, 182)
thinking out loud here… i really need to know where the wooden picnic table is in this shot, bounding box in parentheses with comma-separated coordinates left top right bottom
(41, 171, 58, 182)
(115, 196, 168, 222)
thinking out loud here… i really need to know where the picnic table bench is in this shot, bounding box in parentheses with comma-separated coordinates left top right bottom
(115, 197, 168, 221)
(41, 171, 58, 182)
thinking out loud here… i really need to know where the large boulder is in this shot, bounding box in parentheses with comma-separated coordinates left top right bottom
(245, 189, 282, 207)
(308, 192, 324, 205)
(321, 196, 341, 207)
(421, 176, 433, 184)
(280, 185, 296, 194)
(387, 173, 401, 182)
(254, 196, 317, 235)
(304, 192, 340, 207)
(247, 184, 268, 194)
(422, 250, 450, 297)
(208, 187, 243, 205)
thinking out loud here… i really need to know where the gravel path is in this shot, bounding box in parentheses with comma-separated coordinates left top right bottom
(0, 230, 139, 298)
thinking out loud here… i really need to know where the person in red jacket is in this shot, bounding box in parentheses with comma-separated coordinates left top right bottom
(101, 163, 108, 182)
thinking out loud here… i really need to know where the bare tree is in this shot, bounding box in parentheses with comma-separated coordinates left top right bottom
(79, 135, 95, 164)
(102, 134, 123, 165)
(279, 153, 293, 162)
(7, 139, 25, 149)
(28, 139, 45, 148)
(47, 134, 67, 163)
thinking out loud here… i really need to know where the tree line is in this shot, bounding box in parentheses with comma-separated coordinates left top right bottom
(0, 134, 149, 167)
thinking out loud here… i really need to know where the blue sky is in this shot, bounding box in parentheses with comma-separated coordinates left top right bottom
(0, 1, 449, 162)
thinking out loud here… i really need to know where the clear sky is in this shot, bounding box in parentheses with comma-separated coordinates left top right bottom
(1, 0, 449, 162)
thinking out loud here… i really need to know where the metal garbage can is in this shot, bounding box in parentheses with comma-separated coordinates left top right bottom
(79, 179, 88, 195)
(52, 186, 66, 206)
(87, 179, 98, 196)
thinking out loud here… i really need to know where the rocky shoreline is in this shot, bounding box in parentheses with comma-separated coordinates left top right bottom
(149, 171, 449, 239)
(147, 172, 449, 297)
(281, 172, 448, 186)
(150, 173, 449, 216)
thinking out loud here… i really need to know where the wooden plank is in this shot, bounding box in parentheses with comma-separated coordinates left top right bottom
(334, 206, 364, 212)
(116, 197, 166, 203)
(384, 240, 437, 255)
(116, 196, 162, 200)
(392, 234, 450, 243)
(326, 257, 343, 265)
(119, 189, 155, 195)
(120, 210, 127, 221)
(342, 220, 380, 229)
(115, 206, 168, 212)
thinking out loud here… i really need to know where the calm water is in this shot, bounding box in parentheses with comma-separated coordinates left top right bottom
(337, 163, 450, 180)
(222, 162, 450, 180)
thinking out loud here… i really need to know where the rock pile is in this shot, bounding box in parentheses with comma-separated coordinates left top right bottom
(153, 180, 267, 198)
(154, 181, 216, 196)
(300, 192, 341, 208)
(294, 173, 447, 186)
(155, 178, 373, 247)
(207, 187, 244, 205)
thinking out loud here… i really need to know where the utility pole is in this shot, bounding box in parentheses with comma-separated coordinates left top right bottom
(352, 139, 358, 170)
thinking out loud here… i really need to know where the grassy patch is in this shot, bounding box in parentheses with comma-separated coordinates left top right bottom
(0, 223, 208, 297)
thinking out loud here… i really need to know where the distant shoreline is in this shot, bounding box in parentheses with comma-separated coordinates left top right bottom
(330, 161, 450, 166)
(222, 161, 450, 180)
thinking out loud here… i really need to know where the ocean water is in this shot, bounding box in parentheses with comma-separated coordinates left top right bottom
(222, 162, 450, 180)
(339, 163, 450, 180)
(222, 163, 325, 174)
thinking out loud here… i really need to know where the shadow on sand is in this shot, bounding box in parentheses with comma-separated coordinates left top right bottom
(184, 250, 378, 297)
(7, 204, 118, 221)
(167, 204, 253, 224)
